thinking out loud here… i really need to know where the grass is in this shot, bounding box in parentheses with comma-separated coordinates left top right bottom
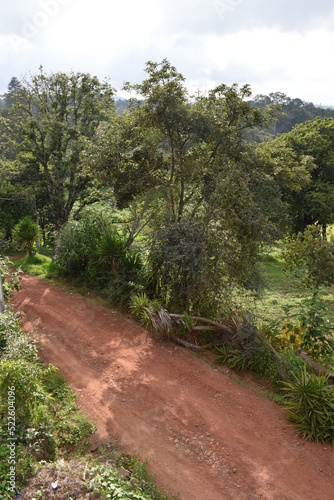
(12, 252, 59, 280)
(251, 246, 334, 323)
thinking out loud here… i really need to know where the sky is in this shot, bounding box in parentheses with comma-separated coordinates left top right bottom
(0, 0, 334, 105)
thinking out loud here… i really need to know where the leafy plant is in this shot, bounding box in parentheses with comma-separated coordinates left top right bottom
(56, 413, 95, 446)
(216, 343, 281, 386)
(284, 225, 334, 288)
(12, 216, 39, 256)
(282, 368, 334, 445)
(0, 256, 22, 302)
(129, 292, 161, 330)
(267, 293, 334, 366)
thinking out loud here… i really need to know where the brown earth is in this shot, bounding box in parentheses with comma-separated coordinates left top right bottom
(12, 275, 334, 500)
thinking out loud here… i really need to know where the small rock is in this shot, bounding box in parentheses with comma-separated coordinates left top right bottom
(118, 467, 130, 479)
(233, 468, 237, 474)
(90, 445, 98, 453)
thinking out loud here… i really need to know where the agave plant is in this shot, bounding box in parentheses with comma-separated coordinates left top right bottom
(93, 230, 128, 278)
(283, 368, 334, 445)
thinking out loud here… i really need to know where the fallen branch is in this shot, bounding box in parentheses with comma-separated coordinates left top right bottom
(296, 350, 334, 382)
(169, 313, 235, 335)
(173, 336, 230, 351)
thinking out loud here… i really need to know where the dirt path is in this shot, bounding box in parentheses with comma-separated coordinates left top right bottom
(12, 275, 334, 500)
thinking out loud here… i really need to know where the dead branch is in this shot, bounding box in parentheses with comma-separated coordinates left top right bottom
(169, 313, 235, 335)
(173, 336, 230, 351)
(296, 350, 334, 382)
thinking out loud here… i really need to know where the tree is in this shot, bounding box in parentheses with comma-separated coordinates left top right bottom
(251, 92, 334, 136)
(90, 60, 304, 313)
(0, 69, 115, 230)
(260, 118, 334, 234)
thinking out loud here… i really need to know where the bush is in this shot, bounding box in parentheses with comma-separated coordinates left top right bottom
(266, 293, 334, 367)
(149, 220, 220, 315)
(284, 225, 334, 288)
(283, 369, 334, 445)
(56, 210, 150, 304)
(0, 256, 22, 303)
(55, 213, 106, 279)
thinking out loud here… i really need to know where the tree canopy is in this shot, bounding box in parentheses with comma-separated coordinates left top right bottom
(0, 68, 115, 230)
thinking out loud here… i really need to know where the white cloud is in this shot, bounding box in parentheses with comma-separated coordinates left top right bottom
(0, 0, 333, 104)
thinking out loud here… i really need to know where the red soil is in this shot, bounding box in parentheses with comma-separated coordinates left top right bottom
(12, 275, 334, 500)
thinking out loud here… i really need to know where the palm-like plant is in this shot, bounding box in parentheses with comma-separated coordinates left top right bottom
(13, 216, 39, 256)
(93, 231, 128, 278)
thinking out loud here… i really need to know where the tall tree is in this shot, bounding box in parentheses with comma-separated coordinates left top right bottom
(0, 69, 114, 230)
(90, 60, 307, 313)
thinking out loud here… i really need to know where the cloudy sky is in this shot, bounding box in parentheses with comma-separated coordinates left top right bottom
(0, 0, 333, 104)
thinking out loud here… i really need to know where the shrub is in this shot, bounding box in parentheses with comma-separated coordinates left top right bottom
(283, 369, 334, 445)
(266, 293, 334, 367)
(0, 256, 22, 303)
(55, 214, 106, 279)
(56, 210, 150, 304)
(284, 224, 334, 289)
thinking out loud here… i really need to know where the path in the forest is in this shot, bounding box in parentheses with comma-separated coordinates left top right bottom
(13, 275, 334, 500)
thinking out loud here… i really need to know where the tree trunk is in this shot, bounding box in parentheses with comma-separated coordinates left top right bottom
(0, 272, 5, 313)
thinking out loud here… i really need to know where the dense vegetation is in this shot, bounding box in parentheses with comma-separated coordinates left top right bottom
(1, 59, 334, 495)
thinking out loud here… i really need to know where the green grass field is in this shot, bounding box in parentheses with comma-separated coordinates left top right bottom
(255, 246, 334, 324)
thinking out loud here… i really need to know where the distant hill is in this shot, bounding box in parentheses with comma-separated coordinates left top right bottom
(249, 92, 334, 137)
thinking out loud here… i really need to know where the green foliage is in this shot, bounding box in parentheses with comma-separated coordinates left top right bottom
(0, 310, 37, 361)
(12, 215, 39, 256)
(56, 413, 95, 446)
(90, 465, 149, 499)
(265, 118, 334, 233)
(15, 253, 58, 279)
(1, 69, 115, 231)
(89, 459, 173, 500)
(55, 212, 105, 278)
(0, 443, 35, 499)
(150, 220, 219, 313)
(0, 310, 96, 494)
(56, 209, 149, 304)
(216, 342, 281, 387)
(0, 256, 22, 302)
(268, 293, 334, 365)
(93, 230, 128, 276)
(297, 294, 334, 364)
(129, 292, 161, 330)
(284, 225, 334, 288)
(283, 369, 334, 445)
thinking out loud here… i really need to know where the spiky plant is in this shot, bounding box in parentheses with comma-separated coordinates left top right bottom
(283, 368, 334, 445)
(13, 216, 39, 256)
